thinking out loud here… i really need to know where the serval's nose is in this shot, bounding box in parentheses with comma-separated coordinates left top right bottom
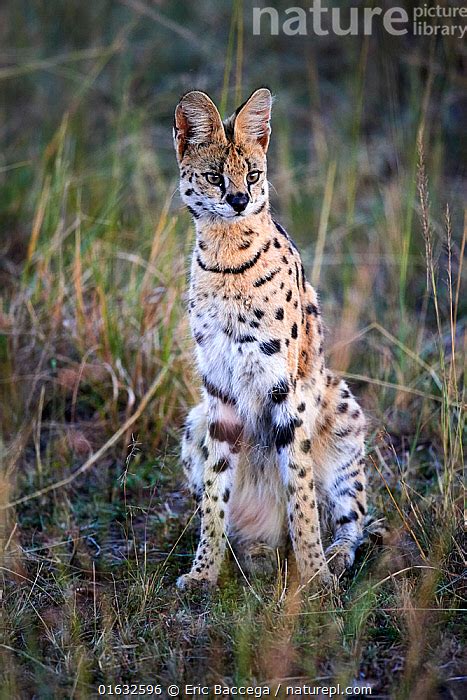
(226, 192, 249, 213)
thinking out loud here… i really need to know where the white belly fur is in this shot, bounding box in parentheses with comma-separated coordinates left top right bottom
(229, 451, 286, 547)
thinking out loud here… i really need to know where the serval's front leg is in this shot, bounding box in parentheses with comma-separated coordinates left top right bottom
(181, 402, 208, 501)
(272, 394, 330, 586)
(177, 398, 242, 590)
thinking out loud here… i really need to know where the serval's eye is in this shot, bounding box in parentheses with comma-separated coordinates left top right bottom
(205, 172, 222, 186)
(246, 170, 261, 185)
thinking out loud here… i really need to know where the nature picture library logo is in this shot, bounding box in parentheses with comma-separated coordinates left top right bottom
(252, 2, 467, 38)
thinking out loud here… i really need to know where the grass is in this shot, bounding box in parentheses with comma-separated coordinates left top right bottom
(0, 1, 465, 698)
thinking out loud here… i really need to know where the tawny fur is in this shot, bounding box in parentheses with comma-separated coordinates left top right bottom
(174, 88, 367, 589)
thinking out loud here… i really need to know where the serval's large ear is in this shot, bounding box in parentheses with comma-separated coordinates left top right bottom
(173, 91, 227, 161)
(233, 88, 272, 152)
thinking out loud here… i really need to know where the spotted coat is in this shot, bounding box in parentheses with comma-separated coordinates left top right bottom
(174, 89, 367, 589)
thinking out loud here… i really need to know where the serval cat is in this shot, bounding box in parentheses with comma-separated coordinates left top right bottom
(174, 88, 367, 590)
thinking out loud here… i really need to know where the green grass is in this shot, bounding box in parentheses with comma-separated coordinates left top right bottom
(0, 2, 465, 698)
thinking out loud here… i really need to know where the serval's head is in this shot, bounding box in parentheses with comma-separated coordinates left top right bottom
(174, 88, 272, 221)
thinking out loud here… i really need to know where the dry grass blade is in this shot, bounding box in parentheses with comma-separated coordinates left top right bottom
(27, 177, 51, 263)
(0, 46, 127, 81)
(311, 159, 336, 287)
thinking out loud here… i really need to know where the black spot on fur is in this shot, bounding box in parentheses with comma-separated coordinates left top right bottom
(297, 402, 306, 412)
(270, 379, 289, 404)
(301, 439, 311, 454)
(306, 303, 319, 316)
(335, 427, 352, 438)
(197, 243, 265, 275)
(336, 510, 358, 526)
(286, 289, 292, 302)
(187, 205, 200, 219)
(337, 402, 348, 413)
(291, 323, 298, 339)
(212, 458, 230, 473)
(238, 334, 256, 343)
(275, 420, 295, 449)
(259, 339, 281, 355)
(253, 267, 280, 287)
(253, 308, 265, 319)
(203, 377, 236, 405)
(275, 307, 284, 320)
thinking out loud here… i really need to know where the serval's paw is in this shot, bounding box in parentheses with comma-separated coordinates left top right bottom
(176, 573, 216, 594)
(237, 542, 279, 578)
(363, 515, 389, 545)
(325, 540, 358, 577)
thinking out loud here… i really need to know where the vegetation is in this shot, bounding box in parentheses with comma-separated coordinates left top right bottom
(0, 1, 464, 698)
